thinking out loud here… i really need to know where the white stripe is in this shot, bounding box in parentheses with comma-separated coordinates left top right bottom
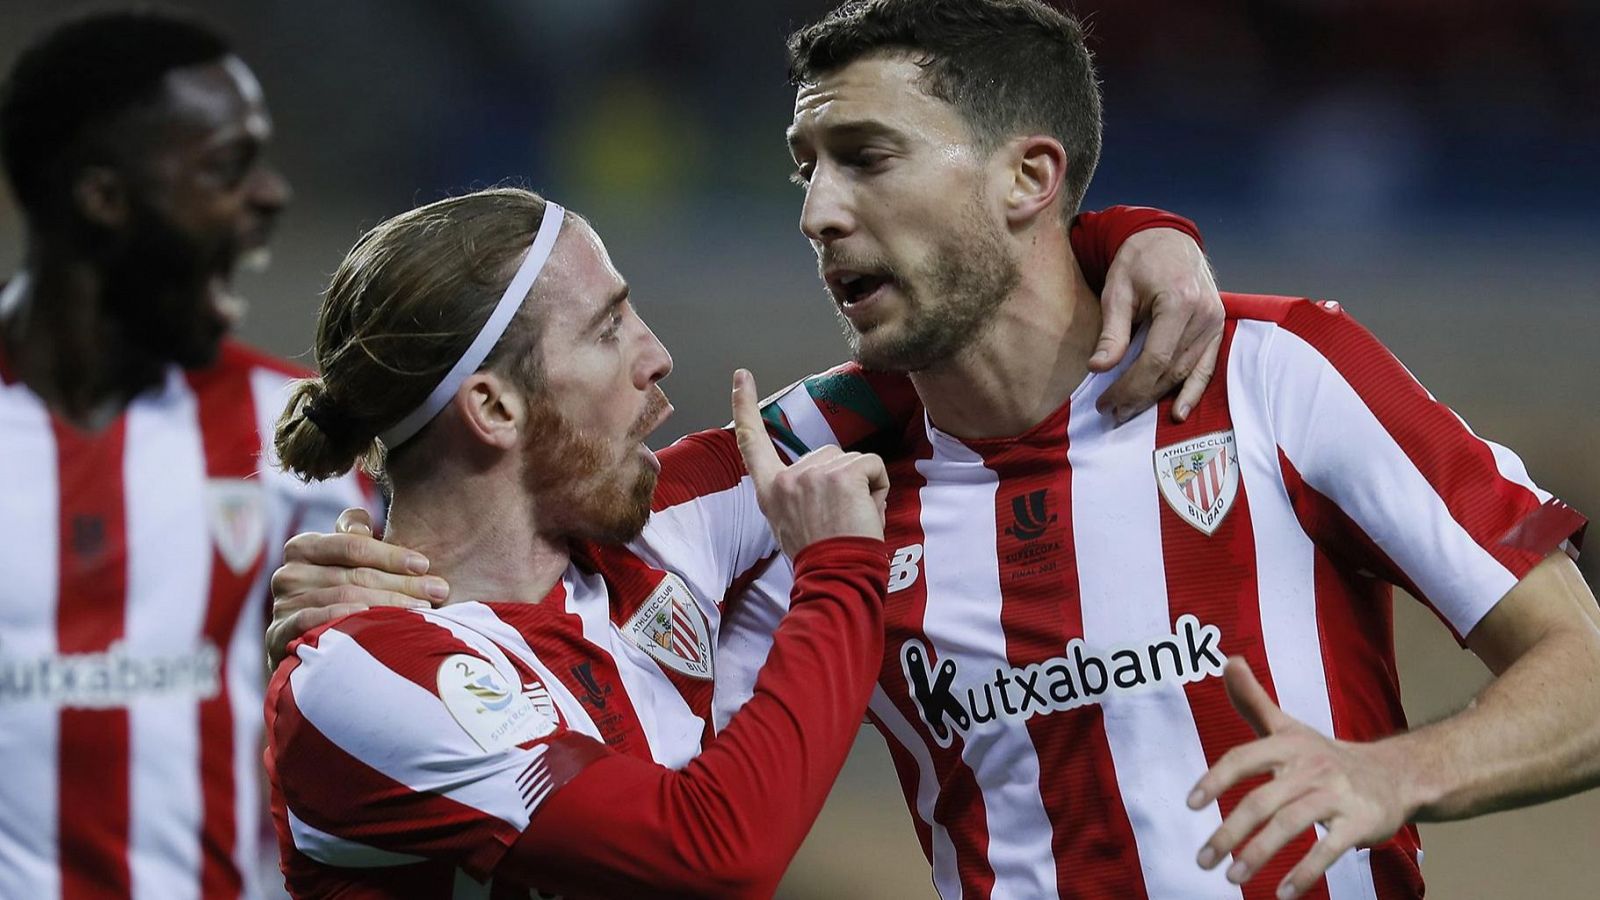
(0, 382, 62, 899)
(563, 569, 706, 767)
(773, 382, 839, 457)
(228, 561, 271, 900)
(1067, 381, 1240, 899)
(285, 807, 425, 867)
(289, 625, 539, 831)
(868, 688, 962, 899)
(1268, 328, 1518, 636)
(125, 372, 209, 900)
(421, 602, 601, 742)
(1229, 322, 1374, 899)
(916, 425, 1059, 899)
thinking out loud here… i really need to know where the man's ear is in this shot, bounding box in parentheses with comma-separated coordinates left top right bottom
(454, 372, 524, 450)
(71, 166, 131, 230)
(1002, 136, 1068, 227)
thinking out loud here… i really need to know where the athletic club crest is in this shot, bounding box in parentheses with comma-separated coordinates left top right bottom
(205, 479, 265, 575)
(624, 573, 713, 681)
(1154, 430, 1241, 535)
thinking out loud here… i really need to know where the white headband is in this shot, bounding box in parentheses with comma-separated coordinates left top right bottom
(378, 201, 566, 449)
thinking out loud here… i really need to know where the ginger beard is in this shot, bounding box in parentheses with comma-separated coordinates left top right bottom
(832, 192, 1021, 373)
(520, 385, 668, 544)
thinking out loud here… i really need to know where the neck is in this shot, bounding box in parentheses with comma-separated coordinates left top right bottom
(384, 465, 571, 607)
(2, 243, 167, 430)
(910, 233, 1101, 439)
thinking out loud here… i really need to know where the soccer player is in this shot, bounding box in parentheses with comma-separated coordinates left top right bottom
(275, 1, 1600, 898)
(264, 186, 900, 897)
(0, 11, 373, 899)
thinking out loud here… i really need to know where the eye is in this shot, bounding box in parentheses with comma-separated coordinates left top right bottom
(599, 307, 624, 342)
(788, 163, 814, 188)
(842, 148, 888, 170)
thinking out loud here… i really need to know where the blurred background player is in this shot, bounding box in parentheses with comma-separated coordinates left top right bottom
(0, 10, 373, 899)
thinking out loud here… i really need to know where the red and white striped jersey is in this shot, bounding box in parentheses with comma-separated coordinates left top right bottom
(0, 328, 374, 900)
(267, 428, 784, 896)
(726, 294, 1586, 900)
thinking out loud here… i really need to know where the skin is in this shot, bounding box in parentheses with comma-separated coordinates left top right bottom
(1192, 553, 1600, 899)
(788, 54, 1221, 434)
(0, 56, 289, 430)
(376, 217, 677, 608)
(270, 44, 1600, 900)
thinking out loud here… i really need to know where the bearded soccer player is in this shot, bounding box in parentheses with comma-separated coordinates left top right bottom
(0, 11, 373, 899)
(264, 187, 909, 897)
(268, 1, 1598, 899)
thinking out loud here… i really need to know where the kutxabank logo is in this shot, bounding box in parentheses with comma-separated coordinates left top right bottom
(900, 615, 1226, 748)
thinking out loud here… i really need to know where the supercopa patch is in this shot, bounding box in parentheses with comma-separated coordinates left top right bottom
(624, 573, 713, 681)
(1154, 430, 1241, 536)
(437, 653, 557, 752)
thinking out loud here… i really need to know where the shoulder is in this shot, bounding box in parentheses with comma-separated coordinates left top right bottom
(1222, 292, 1390, 368)
(761, 361, 923, 458)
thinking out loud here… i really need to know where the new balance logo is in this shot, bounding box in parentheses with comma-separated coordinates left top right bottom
(888, 544, 923, 593)
(900, 615, 1227, 748)
(1005, 489, 1057, 542)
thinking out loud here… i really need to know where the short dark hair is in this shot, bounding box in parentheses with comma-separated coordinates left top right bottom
(788, 0, 1102, 216)
(0, 8, 232, 221)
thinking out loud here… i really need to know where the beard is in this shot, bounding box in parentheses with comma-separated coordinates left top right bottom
(835, 195, 1020, 373)
(520, 387, 666, 544)
(102, 197, 234, 369)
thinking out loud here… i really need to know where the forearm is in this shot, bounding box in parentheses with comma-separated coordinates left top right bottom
(1382, 618, 1600, 822)
(501, 537, 888, 898)
(1070, 205, 1204, 291)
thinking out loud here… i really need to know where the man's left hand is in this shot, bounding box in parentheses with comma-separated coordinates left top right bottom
(1189, 657, 1413, 899)
(1090, 227, 1224, 424)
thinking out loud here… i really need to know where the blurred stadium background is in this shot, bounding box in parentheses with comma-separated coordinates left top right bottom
(2, 0, 1595, 896)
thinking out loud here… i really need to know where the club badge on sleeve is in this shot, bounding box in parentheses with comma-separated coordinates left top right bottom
(1154, 430, 1240, 536)
(624, 573, 713, 681)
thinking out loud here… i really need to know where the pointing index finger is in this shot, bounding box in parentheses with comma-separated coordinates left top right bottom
(731, 368, 784, 487)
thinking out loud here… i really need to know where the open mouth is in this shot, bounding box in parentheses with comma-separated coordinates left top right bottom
(827, 269, 895, 310)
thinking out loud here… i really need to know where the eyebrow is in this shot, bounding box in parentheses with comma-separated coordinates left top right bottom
(786, 118, 906, 153)
(586, 284, 630, 332)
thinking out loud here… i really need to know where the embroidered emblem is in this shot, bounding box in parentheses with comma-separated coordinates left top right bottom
(1154, 430, 1241, 535)
(624, 573, 713, 681)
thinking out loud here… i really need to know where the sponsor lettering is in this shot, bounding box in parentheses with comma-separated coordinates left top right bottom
(900, 615, 1226, 748)
(0, 641, 222, 707)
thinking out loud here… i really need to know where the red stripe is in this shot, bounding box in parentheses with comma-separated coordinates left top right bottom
(1308, 550, 1423, 898)
(331, 609, 510, 699)
(873, 425, 1001, 898)
(489, 596, 653, 760)
(53, 417, 133, 900)
(1152, 326, 1327, 900)
(571, 542, 715, 724)
(650, 429, 746, 513)
(269, 676, 522, 878)
(975, 399, 1148, 899)
(1278, 300, 1582, 587)
(187, 364, 269, 900)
